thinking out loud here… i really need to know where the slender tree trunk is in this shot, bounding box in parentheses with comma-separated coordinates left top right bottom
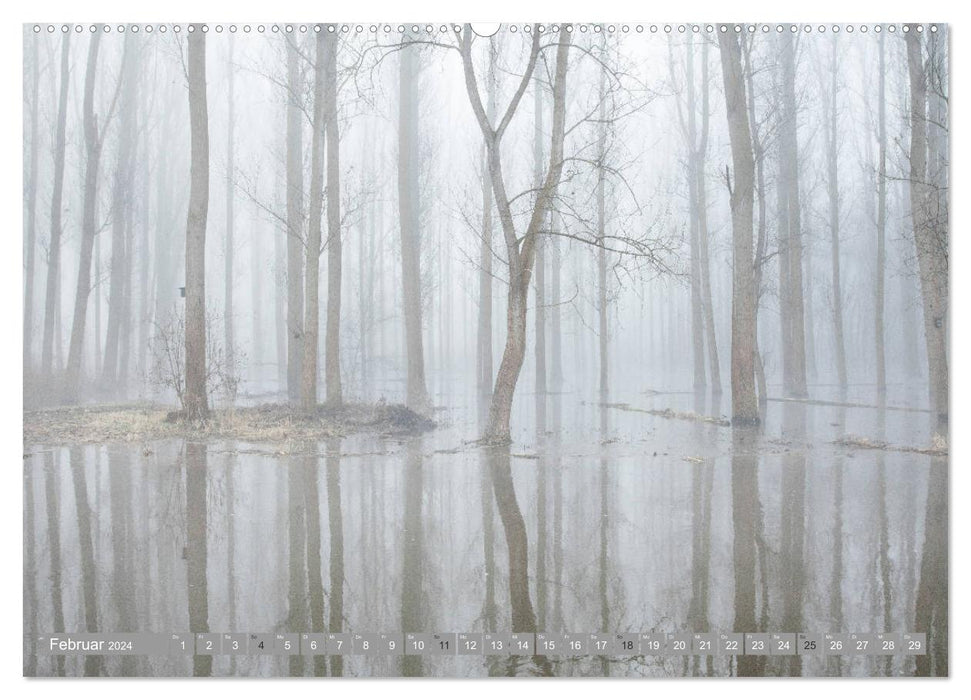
(224, 36, 236, 384)
(136, 83, 151, 395)
(718, 31, 759, 423)
(697, 40, 721, 393)
(103, 37, 137, 392)
(477, 39, 497, 401)
(324, 31, 342, 408)
(398, 32, 429, 413)
(683, 39, 706, 390)
(532, 69, 548, 631)
(779, 33, 808, 398)
(906, 28, 948, 430)
(65, 32, 109, 403)
(42, 33, 70, 378)
(184, 27, 210, 420)
(596, 45, 609, 402)
(744, 43, 769, 409)
(285, 35, 304, 405)
(875, 32, 887, 398)
(827, 36, 848, 392)
(24, 37, 40, 372)
(302, 31, 326, 412)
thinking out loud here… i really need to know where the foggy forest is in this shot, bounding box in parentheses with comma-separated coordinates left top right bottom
(22, 22, 948, 677)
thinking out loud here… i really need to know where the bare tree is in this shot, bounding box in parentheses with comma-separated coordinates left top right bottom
(302, 30, 327, 412)
(285, 34, 304, 405)
(225, 35, 236, 380)
(24, 35, 40, 370)
(718, 29, 758, 424)
(459, 24, 571, 443)
(906, 26, 948, 430)
(398, 30, 430, 413)
(324, 30, 343, 408)
(824, 34, 847, 392)
(476, 38, 497, 402)
(777, 31, 808, 399)
(184, 25, 211, 420)
(41, 33, 70, 377)
(64, 31, 122, 402)
(875, 31, 887, 398)
(102, 35, 139, 392)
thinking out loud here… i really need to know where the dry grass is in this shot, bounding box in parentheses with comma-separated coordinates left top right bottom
(603, 402, 731, 427)
(24, 402, 435, 446)
(834, 434, 948, 457)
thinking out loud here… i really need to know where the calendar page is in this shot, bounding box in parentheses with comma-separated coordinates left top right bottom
(21, 20, 948, 679)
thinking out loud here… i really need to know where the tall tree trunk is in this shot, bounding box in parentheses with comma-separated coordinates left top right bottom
(697, 40, 721, 393)
(398, 31, 430, 413)
(65, 32, 110, 403)
(24, 36, 40, 371)
(682, 38, 706, 390)
(827, 36, 847, 392)
(476, 39, 497, 401)
(744, 43, 769, 409)
(532, 68, 548, 631)
(224, 36, 236, 385)
(906, 28, 948, 430)
(597, 42, 609, 402)
(875, 32, 887, 398)
(102, 37, 138, 392)
(184, 27, 210, 420)
(285, 35, 304, 405)
(302, 31, 326, 412)
(324, 31, 343, 408)
(136, 81, 151, 395)
(718, 31, 759, 424)
(779, 33, 808, 398)
(42, 33, 70, 378)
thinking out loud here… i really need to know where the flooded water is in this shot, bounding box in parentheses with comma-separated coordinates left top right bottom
(22, 382, 947, 677)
